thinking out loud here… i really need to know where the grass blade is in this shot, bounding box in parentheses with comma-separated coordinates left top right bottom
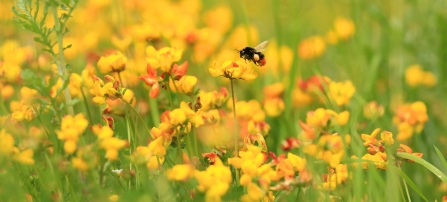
(393, 165, 429, 202)
(434, 145, 447, 172)
(396, 152, 447, 184)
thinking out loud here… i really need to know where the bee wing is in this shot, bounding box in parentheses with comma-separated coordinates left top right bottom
(253, 41, 269, 52)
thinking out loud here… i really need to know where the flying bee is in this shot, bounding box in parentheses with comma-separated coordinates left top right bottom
(236, 41, 269, 66)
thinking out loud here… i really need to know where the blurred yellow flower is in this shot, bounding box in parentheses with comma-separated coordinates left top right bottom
(203, 6, 233, 34)
(328, 80, 355, 106)
(210, 60, 257, 81)
(12, 104, 38, 122)
(393, 101, 428, 141)
(72, 157, 89, 172)
(292, 88, 312, 108)
(55, 113, 89, 154)
(263, 98, 285, 117)
(0, 129, 15, 155)
(109, 195, 119, 202)
(195, 158, 232, 202)
(166, 164, 195, 181)
(298, 36, 326, 60)
(13, 148, 34, 165)
(229, 25, 259, 50)
(69, 73, 83, 98)
(363, 101, 385, 119)
(97, 51, 127, 74)
(1, 84, 14, 100)
(100, 137, 128, 161)
(333, 17, 355, 40)
(405, 64, 437, 87)
(146, 46, 183, 72)
(1, 62, 21, 83)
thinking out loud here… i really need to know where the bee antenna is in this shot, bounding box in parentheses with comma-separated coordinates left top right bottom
(235, 49, 240, 52)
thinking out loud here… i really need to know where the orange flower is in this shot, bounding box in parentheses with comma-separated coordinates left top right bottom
(139, 65, 161, 98)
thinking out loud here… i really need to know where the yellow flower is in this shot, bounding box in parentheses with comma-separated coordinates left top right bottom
(194, 158, 232, 202)
(55, 113, 89, 154)
(69, 73, 83, 98)
(0, 129, 15, 155)
(263, 98, 285, 117)
(100, 137, 128, 161)
(148, 137, 167, 158)
(146, 46, 183, 72)
(326, 110, 350, 126)
(1, 61, 21, 83)
(12, 105, 38, 122)
(363, 101, 384, 119)
(306, 108, 330, 128)
(169, 109, 187, 126)
(81, 62, 96, 88)
(361, 128, 381, 146)
(405, 64, 437, 87)
(72, 157, 89, 172)
(328, 80, 355, 106)
(393, 101, 428, 141)
(209, 60, 257, 81)
(0, 84, 14, 100)
(228, 25, 259, 50)
(169, 75, 197, 94)
(292, 88, 312, 108)
(381, 131, 394, 145)
(109, 195, 119, 202)
(13, 148, 34, 165)
(103, 88, 136, 116)
(198, 88, 229, 111)
(298, 36, 326, 60)
(203, 6, 232, 34)
(333, 17, 355, 40)
(422, 71, 437, 87)
(97, 51, 127, 74)
(166, 164, 195, 181)
(361, 152, 387, 170)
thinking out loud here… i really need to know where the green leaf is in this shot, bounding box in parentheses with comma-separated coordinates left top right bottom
(396, 152, 447, 184)
(434, 145, 447, 172)
(393, 165, 429, 202)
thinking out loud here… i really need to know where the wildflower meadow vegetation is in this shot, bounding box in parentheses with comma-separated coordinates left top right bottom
(2, 0, 447, 201)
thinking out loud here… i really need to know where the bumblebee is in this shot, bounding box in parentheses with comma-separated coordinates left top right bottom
(236, 41, 269, 66)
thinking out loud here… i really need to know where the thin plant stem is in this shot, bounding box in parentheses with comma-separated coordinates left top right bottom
(175, 128, 183, 164)
(81, 88, 93, 123)
(230, 78, 239, 185)
(398, 164, 412, 202)
(51, 5, 75, 116)
(119, 97, 151, 135)
(167, 87, 174, 109)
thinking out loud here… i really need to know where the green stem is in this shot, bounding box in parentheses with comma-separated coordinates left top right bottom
(119, 97, 151, 135)
(398, 164, 412, 202)
(51, 4, 75, 116)
(230, 79, 239, 185)
(167, 87, 174, 109)
(81, 88, 93, 123)
(175, 128, 183, 164)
